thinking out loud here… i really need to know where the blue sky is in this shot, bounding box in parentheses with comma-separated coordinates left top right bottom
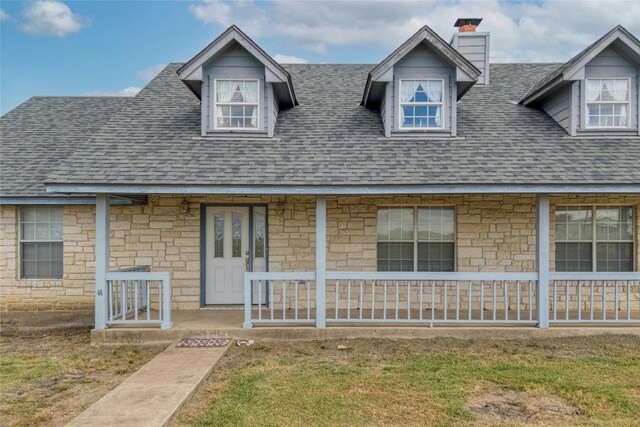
(2, 0, 639, 115)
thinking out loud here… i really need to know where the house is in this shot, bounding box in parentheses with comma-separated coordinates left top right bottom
(1, 20, 639, 333)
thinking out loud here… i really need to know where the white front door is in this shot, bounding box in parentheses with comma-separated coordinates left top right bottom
(205, 206, 249, 304)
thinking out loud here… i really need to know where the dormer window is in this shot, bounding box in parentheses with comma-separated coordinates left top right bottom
(586, 79, 629, 128)
(214, 80, 260, 129)
(399, 79, 444, 129)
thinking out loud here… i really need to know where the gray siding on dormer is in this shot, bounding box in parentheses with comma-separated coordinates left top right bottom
(202, 44, 269, 135)
(268, 84, 279, 137)
(577, 46, 639, 134)
(390, 44, 454, 136)
(380, 92, 387, 133)
(541, 84, 572, 133)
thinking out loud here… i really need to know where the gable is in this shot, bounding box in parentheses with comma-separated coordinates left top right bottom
(521, 25, 640, 105)
(395, 44, 450, 73)
(177, 25, 296, 107)
(362, 25, 480, 108)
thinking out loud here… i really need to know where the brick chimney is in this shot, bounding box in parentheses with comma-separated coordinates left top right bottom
(451, 18, 490, 85)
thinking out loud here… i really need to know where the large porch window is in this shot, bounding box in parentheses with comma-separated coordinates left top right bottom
(377, 206, 455, 272)
(555, 206, 634, 272)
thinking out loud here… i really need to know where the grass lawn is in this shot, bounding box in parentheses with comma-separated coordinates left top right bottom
(172, 335, 640, 427)
(0, 327, 164, 427)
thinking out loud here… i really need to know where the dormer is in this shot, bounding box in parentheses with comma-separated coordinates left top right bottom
(362, 24, 481, 137)
(521, 25, 640, 137)
(177, 25, 297, 137)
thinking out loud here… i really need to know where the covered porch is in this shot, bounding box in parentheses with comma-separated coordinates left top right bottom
(70, 186, 640, 332)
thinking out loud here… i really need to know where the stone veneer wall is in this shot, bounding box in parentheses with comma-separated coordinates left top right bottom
(1, 194, 638, 311)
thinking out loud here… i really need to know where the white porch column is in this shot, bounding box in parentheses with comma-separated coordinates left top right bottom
(95, 194, 110, 330)
(536, 194, 550, 329)
(315, 196, 327, 328)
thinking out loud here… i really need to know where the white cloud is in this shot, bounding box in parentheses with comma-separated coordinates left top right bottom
(188, 0, 640, 62)
(272, 54, 308, 64)
(136, 64, 167, 81)
(20, 1, 89, 37)
(0, 8, 9, 21)
(82, 87, 141, 97)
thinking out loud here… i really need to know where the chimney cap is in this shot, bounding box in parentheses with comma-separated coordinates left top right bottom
(454, 18, 483, 28)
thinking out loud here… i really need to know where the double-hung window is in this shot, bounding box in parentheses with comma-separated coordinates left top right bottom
(399, 80, 443, 129)
(377, 207, 455, 272)
(20, 206, 63, 279)
(214, 79, 259, 129)
(585, 79, 629, 128)
(555, 206, 634, 272)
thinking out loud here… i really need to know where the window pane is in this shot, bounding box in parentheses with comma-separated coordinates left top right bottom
(254, 213, 265, 258)
(417, 242, 454, 272)
(555, 242, 592, 272)
(51, 261, 63, 279)
(22, 242, 36, 261)
(388, 207, 413, 241)
(596, 206, 634, 242)
(35, 208, 49, 222)
(418, 207, 454, 241)
(232, 213, 242, 258)
(50, 242, 63, 260)
(596, 242, 633, 272)
(555, 206, 592, 241)
(21, 206, 35, 222)
(376, 208, 390, 240)
(50, 223, 63, 241)
(35, 223, 49, 240)
(21, 260, 36, 279)
(22, 223, 35, 241)
(377, 242, 413, 272)
(50, 207, 63, 223)
(214, 214, 224, 258)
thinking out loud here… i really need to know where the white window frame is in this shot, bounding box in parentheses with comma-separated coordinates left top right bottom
(584, 78, 631, 129)
(397, 79, 445, 131)
(376, 206, 456, 272)
(555, 205, 635, 272)
(19, 206, 64, 280)
(213, 79, 260, 131)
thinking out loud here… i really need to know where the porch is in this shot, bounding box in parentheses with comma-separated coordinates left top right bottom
(89, 191, 640, 333)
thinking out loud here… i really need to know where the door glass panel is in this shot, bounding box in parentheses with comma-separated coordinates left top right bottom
(214, 214, 224, 258)
(232, 213, 242, 258)
(254, 213, 265, 258)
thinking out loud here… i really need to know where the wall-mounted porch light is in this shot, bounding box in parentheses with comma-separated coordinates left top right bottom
(180, 199, 190, 214)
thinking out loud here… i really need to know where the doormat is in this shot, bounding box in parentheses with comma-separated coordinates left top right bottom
(176, 338, 231, 347)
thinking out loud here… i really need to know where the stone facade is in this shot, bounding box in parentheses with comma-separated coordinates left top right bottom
(1, 194, 638, 311)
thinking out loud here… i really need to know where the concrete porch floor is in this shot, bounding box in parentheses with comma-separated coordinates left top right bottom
(91, 308, 640, 345)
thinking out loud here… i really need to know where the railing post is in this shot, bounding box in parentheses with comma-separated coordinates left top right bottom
(161, 273, 173, 329)
(536, 194, 550, 329)
(316, 196, 327, 328)
(243, 275, 253, 329)
(95, 194, 110, 330)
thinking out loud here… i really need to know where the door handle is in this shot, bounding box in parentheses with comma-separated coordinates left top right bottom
(245, 256, 250, 270)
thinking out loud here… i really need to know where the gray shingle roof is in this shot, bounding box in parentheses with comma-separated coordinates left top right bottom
(2, 62, 640, 198)
(0, 96, 130, 198)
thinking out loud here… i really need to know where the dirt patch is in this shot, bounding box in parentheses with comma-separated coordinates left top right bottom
(469, 390, 579, 424)
(0, 327, 164, 427)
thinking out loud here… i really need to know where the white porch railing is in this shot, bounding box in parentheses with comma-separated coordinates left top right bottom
(106, 267, 172, 329)
(549, 272, 640, 323)
(243, 272, 316, 328)
(243, 271, 640, 328)
(325, 272, 539, 325)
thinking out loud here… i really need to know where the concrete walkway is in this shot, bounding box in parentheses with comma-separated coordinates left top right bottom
(66, 342, 229, 427)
